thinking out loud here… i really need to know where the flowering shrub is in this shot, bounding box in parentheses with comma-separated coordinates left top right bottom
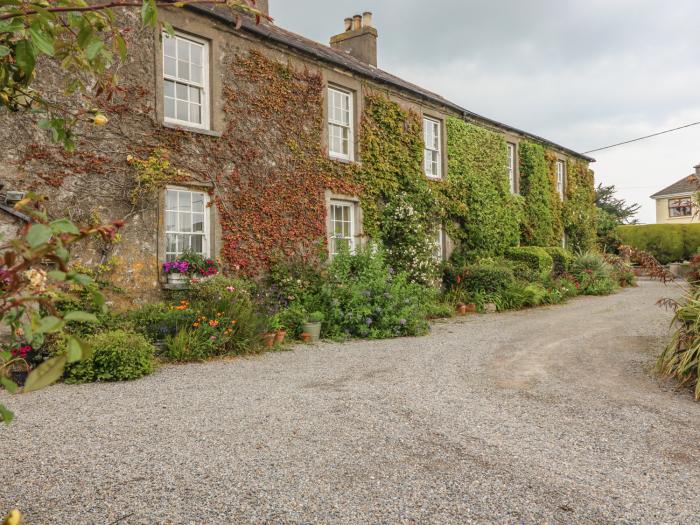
(318, 245, 433, 340)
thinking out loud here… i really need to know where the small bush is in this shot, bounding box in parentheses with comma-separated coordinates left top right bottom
(126, 302, 191, 343)
(617, 224, 700, 264)
(659, 290, 700, 399)
(545, 247, 574, 275)
(319, 245, 433, 340)
(65, 330, 155, 383)
(163, 328, 216, 362)
(570, 252, 616, 295)
(504, 246, 553, 277)
(523, 283, 548, 306)
(459, 264, 515, 294)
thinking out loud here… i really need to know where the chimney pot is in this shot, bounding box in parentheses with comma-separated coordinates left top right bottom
(352, 15, 362, 31)
(362, 12, 373, 28)
(344, 17, 353, 31)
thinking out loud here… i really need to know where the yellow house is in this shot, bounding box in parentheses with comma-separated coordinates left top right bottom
(650, 164, 700, 224)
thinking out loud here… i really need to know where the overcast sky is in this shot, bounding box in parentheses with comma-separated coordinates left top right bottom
(271, 0, 700, 223)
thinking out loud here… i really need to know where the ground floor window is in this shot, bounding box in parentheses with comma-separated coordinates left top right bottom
(329, 200, 356, 256)
(668, 197, 693, 217)
(434, 227, 445, 261)
(165, 187, 210, 261)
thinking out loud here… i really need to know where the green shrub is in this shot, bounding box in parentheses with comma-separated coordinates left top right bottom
(163, 328, 215, 363)
(545, 247, 574, 275)
(319, 245, 432, 340)
(523, 283, 548, 307)
(519, 142, 556, 246)
(504, 246, 553, 277)
(617, 224, 700, 264)
(126, 302, 192, 343)
(659, 290, 700, 400)
(458, 264, 515, 294)
(65, 330, 155, 383)
(570, 252, 616, 295)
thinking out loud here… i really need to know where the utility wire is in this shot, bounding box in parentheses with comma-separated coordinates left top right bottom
(583, 121, 700, 154)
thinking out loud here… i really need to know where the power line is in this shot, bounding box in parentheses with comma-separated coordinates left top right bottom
(583, 120, 700, 154)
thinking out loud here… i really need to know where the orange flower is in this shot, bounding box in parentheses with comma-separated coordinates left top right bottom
(209, 320, 220, 327)
(230, 320, 237, 325)
(192, 322, 200, 328)
(216, 312, 223, 317)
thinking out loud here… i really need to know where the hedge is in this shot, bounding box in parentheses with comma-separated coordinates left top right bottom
(617, 224, 700, 264)
(505, 246, 554, 277)
(545, 246, 574, 274)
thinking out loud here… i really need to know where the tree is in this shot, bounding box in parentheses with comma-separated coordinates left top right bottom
(0, 0, 268, 149)
(595, 183, 640, 252)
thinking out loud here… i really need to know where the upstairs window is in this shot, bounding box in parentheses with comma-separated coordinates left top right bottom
(163, 32, 209, 129)
(424, 117, 442, 179)
(507, 142, 516, 193)
(669, 198, 693, 217)
(329, 200, 356, 255)
(165, 188, 210, 261)
(556, 160, 566, 199)
(328, 87, 353, 160)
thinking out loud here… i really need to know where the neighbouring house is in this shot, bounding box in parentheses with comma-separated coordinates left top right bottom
(0, 3, 597, 303)
(650, 164, 700, 224)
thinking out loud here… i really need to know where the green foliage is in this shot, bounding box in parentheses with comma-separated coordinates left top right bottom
(443, 117, 522, 255)
(519, 142, 556, 246)
(504, 246, 553, 277)
(64, 330, 154, 383)
(319, 245, 432, 340)
(659, 290, 700, 400)
(545, 247, 574, 275)
(126, 302, 191, 343)
(617, 224, 700, 264)
(595, 183, 640, 252)
(570, 252, 616, 295)
(563, 160, 597, 252)
(447, 264, 515, 295)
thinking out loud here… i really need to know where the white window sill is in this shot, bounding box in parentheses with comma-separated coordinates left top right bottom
(425, 175, 443, 181)
(162, 122, 222, 138)
(329, 155, 360, 165)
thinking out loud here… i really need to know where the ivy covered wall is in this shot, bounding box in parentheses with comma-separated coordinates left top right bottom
(563, 160, 597, 251)
(443, 118, 522, 255)
(519, 142, 556, 246)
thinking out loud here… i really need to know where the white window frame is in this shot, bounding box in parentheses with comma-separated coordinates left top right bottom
(668, 197, 693, 218)
(329, 200, 356, 256)
(507, 142, 517, 193)
(327, 86, 354, 161)
(162, 31, 210, 130)
(164, 186, 211, 262)
(424, 117, 442, 179)
(556, 160, 566, 199)
(435, 227, 445, 261)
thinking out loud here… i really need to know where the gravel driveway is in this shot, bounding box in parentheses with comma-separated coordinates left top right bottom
(2, 280, 699, 524)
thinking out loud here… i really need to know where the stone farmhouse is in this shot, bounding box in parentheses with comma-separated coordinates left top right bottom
(0, 3, 596, 303)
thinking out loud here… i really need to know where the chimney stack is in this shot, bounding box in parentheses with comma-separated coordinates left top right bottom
(695, 163, 700, 177)
(330, 11, 378, 67)
(254, 0, 269, 18)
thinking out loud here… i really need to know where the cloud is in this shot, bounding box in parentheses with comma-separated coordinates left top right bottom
(271, 0, 700, 223)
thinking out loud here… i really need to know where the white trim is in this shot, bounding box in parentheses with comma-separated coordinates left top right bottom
(329, 199, 356, 256)
(162, 31, 210, 130)
(423, 116, 442, 179)
(435, 226, 445, 261)
(507, 142, 516, 193)
(164, 186, 211, 260)
(651, 192, 696, 200)
(327, 86, 354, 161)
(556, 160, 566, 199)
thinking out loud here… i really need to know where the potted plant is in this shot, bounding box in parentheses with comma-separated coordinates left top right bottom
(300, 332, 313, 344)
(269, 314, 287, 345)
(178, 251, 220, 280)
(162, 260, 190, 285)
(302, 311, 324, 342)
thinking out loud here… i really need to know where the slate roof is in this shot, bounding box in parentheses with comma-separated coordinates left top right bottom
(650, 175, 700, 199)
(188, 5, 595, 162)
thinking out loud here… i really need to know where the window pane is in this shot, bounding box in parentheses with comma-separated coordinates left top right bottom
(164, 56, 176, 77)
(163, 35, 176, 57)
(189, 86, 200, 104)
(179, 213, 192, 233)
(176, 100, 188, 121)
(165, 98, 175, 119)
(178, 60, 190, 81)
(191, 44, 202, 65)
(191, 235, 203, 254)
(190, 104, 201, 124)
(192, 193, 204, 212)
(176, 82, 188, 101)
(191, 65, 202, 84)
(177, 234, 188, 253)
(166, 211, 177, 231)
(193, 213, 204, 232)
(164, 80, 175, 98)
(178, 191, 191, 211)
(166, 190, 177, 210)
(177, 38, 190, 61)
(166, 233, 177, 253)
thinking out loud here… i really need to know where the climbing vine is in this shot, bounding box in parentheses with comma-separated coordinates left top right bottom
(443, 117, 522, 256)
(519, 141, 555, 246)
(563, 160, 597, 251)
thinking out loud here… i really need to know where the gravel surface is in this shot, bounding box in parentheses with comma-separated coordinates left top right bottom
(2, 280, 699, 524)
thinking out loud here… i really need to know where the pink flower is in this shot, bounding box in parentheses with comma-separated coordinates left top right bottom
(226, 286, 236, 292)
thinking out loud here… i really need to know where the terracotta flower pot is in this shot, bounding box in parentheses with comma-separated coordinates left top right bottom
(300, 332, 313, 343)
(274, 329, 287, 344)
(456, 304, 468, 316)
(465, 303, 477, 313)
(262, 332, 276, 348)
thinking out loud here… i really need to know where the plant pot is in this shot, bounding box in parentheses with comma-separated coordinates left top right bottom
(300, 332, 313, 344)
(274, 329, 287, 345)
(167, 273, 189, 285)
(302, 322, 321, 342)
(456, 304, 467, 316)
(465, 303, 477, 313)
(262, 332, 276, 349)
